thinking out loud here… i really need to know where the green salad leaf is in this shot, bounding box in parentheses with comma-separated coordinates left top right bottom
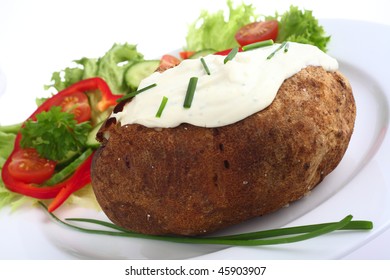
(267, 6, 330, 52)
(185, 2, 330, 52)
(185, 0, 258, 51)
(0, 124, 31, 210)
(45, 43, 144, 94)
(0, 131, 16, 171)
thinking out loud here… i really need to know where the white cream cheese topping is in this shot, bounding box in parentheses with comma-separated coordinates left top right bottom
(112, 42, 338, 128)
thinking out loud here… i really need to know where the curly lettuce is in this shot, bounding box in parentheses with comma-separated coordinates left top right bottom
(185, 2, 330, 52)
(0, 125, 32, 210)
(45, 43, 144, 94)
(185, 0, 258, 51)
(267, 6, 330, 52)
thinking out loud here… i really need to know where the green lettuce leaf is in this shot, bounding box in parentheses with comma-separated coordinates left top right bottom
(268, 6, 330, 52)
(0, 128, 33, 210)
(45, 43, 144, 94)
(0, 131, 16, 168)
(185, 2, 330, 53)
(185, 0, 258, 52)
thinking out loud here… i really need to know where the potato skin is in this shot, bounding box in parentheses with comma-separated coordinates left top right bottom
(91, 66, 356, 236)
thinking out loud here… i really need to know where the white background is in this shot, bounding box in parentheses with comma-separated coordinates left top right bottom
(0, 0, 389, 260)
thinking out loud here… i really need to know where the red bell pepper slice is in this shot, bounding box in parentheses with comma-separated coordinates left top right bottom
(1, 77, 120, 211)
(29, 77, 120, 119)
(47, 152, 94, 212)
(214, 47, 243, 56)
(179, 51, 195, 59)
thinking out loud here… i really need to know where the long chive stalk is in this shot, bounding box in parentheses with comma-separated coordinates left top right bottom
(215, 219, 373, 240)
(242, 39, 274, 51)
(39, 202, 373, 247)
(267, 41, 288, 60)
(117, 83, 157, 102)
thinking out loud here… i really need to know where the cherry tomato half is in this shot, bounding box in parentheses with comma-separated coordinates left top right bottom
(51, 91, 91, 123)
(7, 148, 56, 184)
(157, 54, 181, 72)
(235, 20, 279, 47)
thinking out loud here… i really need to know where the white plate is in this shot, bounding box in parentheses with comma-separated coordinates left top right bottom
(1, 19, 390, 260)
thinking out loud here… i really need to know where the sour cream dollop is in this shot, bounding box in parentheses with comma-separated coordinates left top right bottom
(112, 42, 338, 128)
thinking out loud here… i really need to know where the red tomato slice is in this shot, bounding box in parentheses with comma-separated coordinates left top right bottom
(157, 54, 181, 72)
(235, 20, 279, 47)
(7, 148, 56, 184)
(51, 91, 91, 123)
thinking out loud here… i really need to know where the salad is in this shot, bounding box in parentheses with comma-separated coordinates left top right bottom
(0, 1, 372, 246)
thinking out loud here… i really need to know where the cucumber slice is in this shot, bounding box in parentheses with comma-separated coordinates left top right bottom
(125, 60, 160, 89)
(189, 49, 216, 59)
(86, 121, 104, 148)
(56, 150, 79, 169)
(45, 148, 93, 186)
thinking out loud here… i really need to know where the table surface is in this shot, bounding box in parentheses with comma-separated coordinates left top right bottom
(0, 0, 389, 260)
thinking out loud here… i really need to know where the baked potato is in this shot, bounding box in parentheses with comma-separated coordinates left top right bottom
(91, 65, 355, 236)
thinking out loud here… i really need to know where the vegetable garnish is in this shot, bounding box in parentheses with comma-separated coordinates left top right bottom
(39, 202, 373, 246)
(117, 83, 157, 103)
(183, 77, 199, 109)
(267, 41, 288, 60)
(185, 2, 331, 53)
(185, 0, 258, 52)
(20, 107, 91, 162)
(200, 57, 211, 75)
(266, 6, 330, 52)
(45, 43, 144, 94)
(6, 148, 56, 185)
(236, 21, 278, 47)
(1, 77, 117, 211)
(284, 42, 290, 53)
(224, 47, 239, 64)
(155, 96, 169, 118)
(46, 153, 94, 212)
(242, 39, 274, 51)
(45, 149, 93, 186)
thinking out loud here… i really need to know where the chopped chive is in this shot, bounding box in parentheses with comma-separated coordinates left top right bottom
(284, 42, 290, 53)
(224, 47, 239, 64)
(39, 202, 373, 247)
(117, 83, 157, 102)
(200, 57, 211, 75)
(155, 96, 168, 118)
(183, 77, 198, 108)
(267, 41, 288, 60)
(242, 39, 274, 51)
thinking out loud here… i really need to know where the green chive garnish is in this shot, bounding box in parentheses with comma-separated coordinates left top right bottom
(267, 41, 288, 60)
(200, 57, 211, 75)
(117, 83, 157, 102)
(284, 42, 290, 53)
(155, 96, 168, 118)
(183, 77, 198, 108)
(242, 39, 274, 51)
(39, 202, 373, 247)
(224, 47, 239, 64)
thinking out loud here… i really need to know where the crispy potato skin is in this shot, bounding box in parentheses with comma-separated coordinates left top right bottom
(91, 66, 356, 236)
